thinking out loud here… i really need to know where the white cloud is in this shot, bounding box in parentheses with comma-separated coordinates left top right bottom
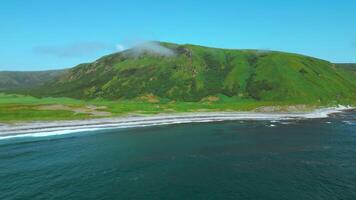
(125, 41, 176, 57)
(34, 42, 114, 58)
(115, 44, 126, 52)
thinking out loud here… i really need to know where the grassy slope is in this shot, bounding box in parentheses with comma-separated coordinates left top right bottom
(0, 93, 310, 122)
(32, 42, 356, 105)
(335, 63, 356, 72)
(0, 94, 90, 122)
(0, 70, 67, 91)
(1, 43, 355, 122)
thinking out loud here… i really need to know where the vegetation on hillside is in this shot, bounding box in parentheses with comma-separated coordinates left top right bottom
(0, 70, 67, 91)
(28, 42, 356, 105)
(335, 63, 356, 75)
(0, 93, 319, 122)
(0, 42, 355, 122)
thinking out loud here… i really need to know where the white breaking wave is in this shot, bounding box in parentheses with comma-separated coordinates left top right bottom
(0, 105, 353, 140)
(343, 121, 356, 125)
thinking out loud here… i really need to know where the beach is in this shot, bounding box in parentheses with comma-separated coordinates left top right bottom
(0, 105, 353, 140)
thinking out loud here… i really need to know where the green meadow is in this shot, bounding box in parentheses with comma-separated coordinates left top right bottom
(0, 93, 323, 122)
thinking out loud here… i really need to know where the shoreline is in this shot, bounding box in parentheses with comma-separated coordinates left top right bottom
(0, 106, 354, 140)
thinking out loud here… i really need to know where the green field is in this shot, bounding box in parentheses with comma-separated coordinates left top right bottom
(0, 93, 326, 123)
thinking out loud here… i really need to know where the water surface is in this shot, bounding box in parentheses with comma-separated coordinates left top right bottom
(1, 111, 355, 200)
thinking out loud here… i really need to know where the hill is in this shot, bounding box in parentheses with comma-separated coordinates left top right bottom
(29, 42, 356, 104)
(335, 63, 356, 73)
(0, 70, 67, 91)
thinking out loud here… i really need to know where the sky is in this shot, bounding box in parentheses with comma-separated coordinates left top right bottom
(0, 0, 355, 71)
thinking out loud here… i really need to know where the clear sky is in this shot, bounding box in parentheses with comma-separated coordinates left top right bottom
(1, 0, 355, 71)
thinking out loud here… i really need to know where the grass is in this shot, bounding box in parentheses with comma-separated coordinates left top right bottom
(0, 93, 337, 123)
(0, 106, 89, 122)
(0, 94, 84, 105)
(0, 70, 67, 91)
(0, 94, 92, 122)
(30, 42, 355, 104)
(1, 42, 354, 123)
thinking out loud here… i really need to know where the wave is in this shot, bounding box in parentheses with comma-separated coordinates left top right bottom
(0, 106, 353, 140)
(343, 121, 356, 125)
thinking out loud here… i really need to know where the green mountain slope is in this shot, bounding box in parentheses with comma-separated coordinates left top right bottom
(31, 42, 356, 104)
(335, 63, 356, 73)
(0, 70, 67, 91)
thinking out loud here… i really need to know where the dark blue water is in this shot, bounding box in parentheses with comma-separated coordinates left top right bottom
(1, 111, 355, 200)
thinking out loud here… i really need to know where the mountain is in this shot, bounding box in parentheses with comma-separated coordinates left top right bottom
(29, 42, 356, 104)
(0, 70, 67, 91)
(335, 63, 356, 73)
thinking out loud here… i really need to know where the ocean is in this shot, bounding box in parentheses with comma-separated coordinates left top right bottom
(0, 111, 355, 200)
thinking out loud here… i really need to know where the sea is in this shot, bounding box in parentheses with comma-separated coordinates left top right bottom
(0, 111, 355, 200)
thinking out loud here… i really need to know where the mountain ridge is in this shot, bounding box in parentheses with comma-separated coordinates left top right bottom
(4, 42, 356, 105)
(0, 69, 67, 91)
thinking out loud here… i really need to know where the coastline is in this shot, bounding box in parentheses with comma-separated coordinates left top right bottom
(0, 105, 354, 140)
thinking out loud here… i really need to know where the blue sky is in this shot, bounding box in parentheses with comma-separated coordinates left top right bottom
(0, 0, 355, 71)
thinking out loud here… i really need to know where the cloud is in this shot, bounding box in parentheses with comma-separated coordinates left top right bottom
(34, 42, 114, 57)
(123, 41, 175, 57)
(35, 40, 176, 58)
(115, 44, 126, 52)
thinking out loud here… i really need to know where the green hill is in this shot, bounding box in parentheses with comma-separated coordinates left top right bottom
(30, 42, 356, 105)
(0, 70, 67, 91)
(335, 63, 356, 73)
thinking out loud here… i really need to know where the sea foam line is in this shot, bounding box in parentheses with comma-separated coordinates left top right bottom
(0, 105, 353, 140)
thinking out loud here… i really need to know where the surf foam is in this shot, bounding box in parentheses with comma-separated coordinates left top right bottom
(0, 105, 353, 140)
